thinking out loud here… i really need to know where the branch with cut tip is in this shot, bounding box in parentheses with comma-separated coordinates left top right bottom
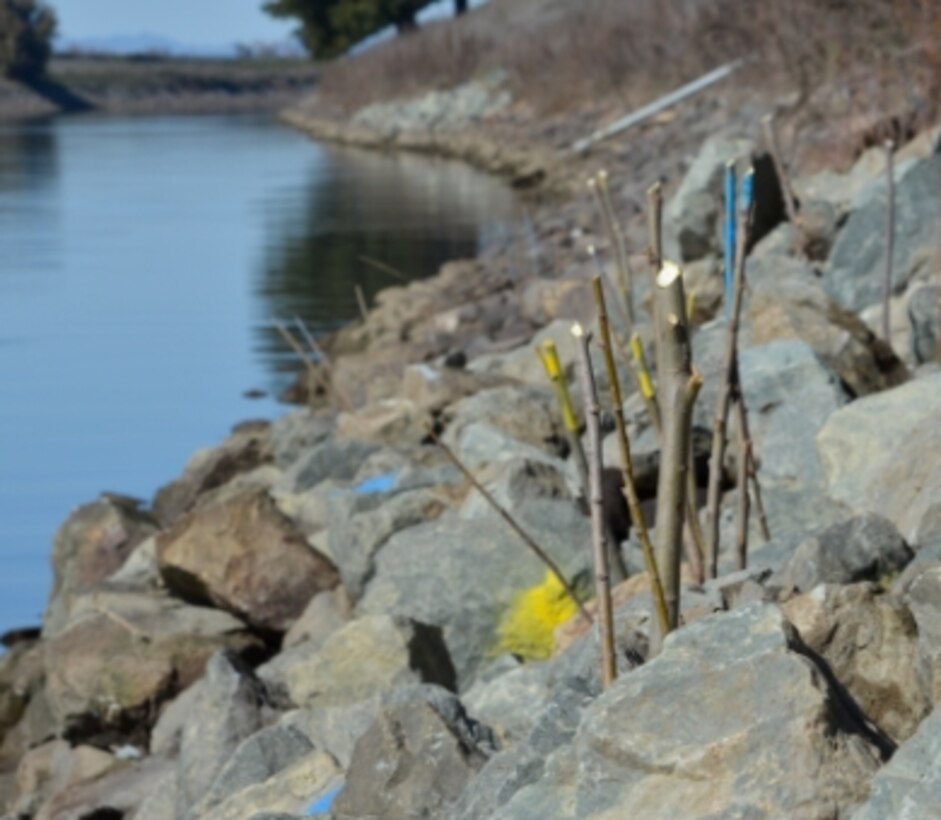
(572, 322, 618, 687)
(592, 279, 669, 637)
(653, 262, 702, 640)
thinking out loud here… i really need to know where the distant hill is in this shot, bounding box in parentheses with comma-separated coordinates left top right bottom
(55, 33, 304, 60)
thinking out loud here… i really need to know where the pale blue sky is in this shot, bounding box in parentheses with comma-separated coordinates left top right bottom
(53, 0, 294, 46)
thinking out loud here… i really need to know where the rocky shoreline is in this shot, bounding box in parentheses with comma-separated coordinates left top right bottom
(2, 73, 941, 818)
(0, 57, 319, 120)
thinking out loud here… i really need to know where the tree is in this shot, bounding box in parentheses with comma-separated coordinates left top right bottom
(0, 0, 56, 81)
(263, 0, 433, 58)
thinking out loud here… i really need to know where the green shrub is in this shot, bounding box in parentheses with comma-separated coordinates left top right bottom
(0, 0, 56, 82)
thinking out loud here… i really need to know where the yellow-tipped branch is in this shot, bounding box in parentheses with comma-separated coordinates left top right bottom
(592, 278, 669, 638)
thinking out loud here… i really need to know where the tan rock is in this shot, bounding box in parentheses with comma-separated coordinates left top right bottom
(157, 489, 339, 632)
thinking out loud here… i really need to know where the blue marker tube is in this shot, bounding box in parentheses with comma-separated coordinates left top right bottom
(724, 161, 736, 319)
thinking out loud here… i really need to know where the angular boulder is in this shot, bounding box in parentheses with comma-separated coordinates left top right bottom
(45, 496, 157, 635)
(157, 489, 339, 633)
(817, 373, 941, 541)
(42, 592, 262, 741)
(825, 152, 941, 312)
(258, 614, 456, 709)
(333, 689, 494, 819)
(152, 421, 273, 526)
(783, 583, 928, 741)
(357, 501, 591, 686)
(568, 605, 886, 818)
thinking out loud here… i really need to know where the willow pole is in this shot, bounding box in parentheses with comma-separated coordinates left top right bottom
(761, 114, 801, 255)
(592, 278, 670, 637)
(597, 170, 635, 323)
(652, 262, 702, 640)
(572, 323, 617, 686)
(293, 316, 356, 413)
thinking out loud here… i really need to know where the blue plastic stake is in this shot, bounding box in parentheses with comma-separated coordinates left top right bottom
(723, 161, 736, 319)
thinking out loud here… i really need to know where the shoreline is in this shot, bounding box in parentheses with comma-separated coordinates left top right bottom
(0, 56, 319, 120)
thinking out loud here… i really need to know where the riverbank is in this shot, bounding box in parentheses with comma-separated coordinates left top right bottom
(4, 4, 941, 814)
(0, 56, 319, 119)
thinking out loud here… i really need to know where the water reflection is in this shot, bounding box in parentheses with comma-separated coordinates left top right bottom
(254, 144, 517, 374)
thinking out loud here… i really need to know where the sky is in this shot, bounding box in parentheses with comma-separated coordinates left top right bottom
(53, 0, 295, 48)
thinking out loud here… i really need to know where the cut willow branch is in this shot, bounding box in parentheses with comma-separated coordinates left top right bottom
(734, 390, 771, 544)
(294, 317, 356, 413)
(653, 262, 702, 639)
(424, 422, 594, 627)
(355, 285, 369, 324)
(646, 181, 665, 384)
(592, 279, 669, 637)
(882, 140, 896, 344)
(597, 170, 635, 323)
(357, 254, 410, 282)
(572, 323, 618, 687)
(705, 168, 755, 579)
(275, 322, 332, 411)
(536, 339, 589, 499)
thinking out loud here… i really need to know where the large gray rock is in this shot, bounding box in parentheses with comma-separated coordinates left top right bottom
(909, 282, 939, 363)
(738, 339, 848, 488)
(818, 373, 941, 541)
(357, 501, 591, 686)
(280, 437, 379, 493)
(442, 385, 561, 458)
(333, 688, 495, 820)
(44, 496, 157, 636)
(328, 488, 447, 600)
(176, 652, 272, 819)
(771, 514, 912, 595)
(199, 751, 340, 820)
(854, 706, 941, 819)
(42, 592, 262, 743)
(459, 456, 577, 520)
(746, 265, 908, 397)
(566, 604, 885, 818)
(898, 564, 941, 704)
(258, 614, 456, 710)
(664, 133, 756, 261)
(191, 723, 315, 817)
(269, 409, 335, 471)
(783, 583, 929, 742)
(825, 152, 941, 312)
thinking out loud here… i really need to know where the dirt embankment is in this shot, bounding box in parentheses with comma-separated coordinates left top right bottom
(0, 56, 320, 120)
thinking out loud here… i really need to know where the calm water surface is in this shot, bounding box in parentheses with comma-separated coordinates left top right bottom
(0, 114, 518, 634)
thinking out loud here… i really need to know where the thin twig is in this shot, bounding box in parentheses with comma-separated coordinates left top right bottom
(424, 422, 593, 627)
(275, 322, 333, 410)
(591, 280, 669, 637)
(761, 114, 801, 255)
(596, 170, 635, 323)
(572, 324, 618, 687)
(293, 316, 355, 413)
(733, 393, 750, 571)
(355, 285, 369, 324)
(734, 392, 771, 543)
(358, 254, 410, 282)
(724, 161, 737, 318)
(882, 140, 896, 343)
(646, 182, 665, 383)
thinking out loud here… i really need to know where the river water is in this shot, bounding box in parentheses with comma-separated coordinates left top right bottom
(0, 113, 518, 635)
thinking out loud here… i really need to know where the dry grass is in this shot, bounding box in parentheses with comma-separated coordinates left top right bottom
(316, 0, 941, 154)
